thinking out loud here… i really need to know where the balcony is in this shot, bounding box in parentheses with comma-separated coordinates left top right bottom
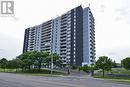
(60, 38, 66, 42)
(41, 33, 51, 37)
(60, 40, 67, 44)
(60, 31, 67, 35)
(41, 30, 51, 35)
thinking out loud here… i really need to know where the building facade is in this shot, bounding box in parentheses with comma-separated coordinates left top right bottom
(23, 6, 95, 66)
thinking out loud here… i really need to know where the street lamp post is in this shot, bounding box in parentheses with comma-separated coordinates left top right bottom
(50, 41, 53, 76)
(51, 51, 53, 76)
(45, 42, 53, 76)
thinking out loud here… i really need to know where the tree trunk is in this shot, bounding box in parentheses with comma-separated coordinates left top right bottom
(4, 67, 5, 72)
(91, 70, 94, 76)
(38, 64, 41, 72)
(67, 68, 70, 75)
(16, 68, 17, 72)
(29, 65, 31, 72)
(103, 69, 105, 77)
(22, 68, 24, 72)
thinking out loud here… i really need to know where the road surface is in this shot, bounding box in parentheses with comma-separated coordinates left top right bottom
(0, 73, 129, 87)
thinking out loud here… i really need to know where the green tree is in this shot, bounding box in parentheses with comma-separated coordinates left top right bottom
(16, 55, 28, 72)
(6, 60, 13, 69)
(71, 65, 78, 70)
(6, 58, 22, 72)
(89, 64, 98, 76)
(112, 60, 117, 68)
(15, 52, 63, 73)
(96, 56, 113, 77)
(34, 51, 49, 72)
(17, 52, 35, 72)
(121, 57, 130, 70)
(44, 55, 51, 68)
(0, 58, 8, 72)
(81, 64, 90, 72)
(45, 53, 63, 69)
(52, 53, 62, 68)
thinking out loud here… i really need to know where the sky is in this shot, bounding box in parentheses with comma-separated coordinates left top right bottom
(0, 0, 130, 63)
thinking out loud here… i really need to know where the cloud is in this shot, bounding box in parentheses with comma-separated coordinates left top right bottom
(108, 52, 117, 55)
(114, 0, 130, 23)
(0, 49, 4, 52)
(0, 33, 22, 59)
(96, 46, 130, 63)
(12, 17, 20, 22)
(100, 4, 106, 13)
(115, 8, 127, 17)
(115, 17, 122, 21)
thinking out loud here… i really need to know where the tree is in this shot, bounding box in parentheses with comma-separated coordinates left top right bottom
(0, 58, 8, 72)
(96, 56, 113, 77)
(52, 53, 63, 68)
(112, 60, 117, 68)
(17, 54, 31, 72)
(6, 60, 13, 69)
(34, 51, 49, 72)
(121, 57, 130, 70)
(6, 58, 22, 72)
(4, 51, 63, 73)
(71, 65, 78, 70)
(45, 53, 63, 69)
(81, 64, 90, 72)
(90, 64, 98, 76)
(17, 52, 35, 72)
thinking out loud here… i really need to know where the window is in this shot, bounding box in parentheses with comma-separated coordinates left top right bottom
(74, 33, 76, 36)
(74, 29, 76, 32)
(67, 52, 70, 55)
(67, 38, 71, 40)
(74, 19, 76, 22)
(67, 31, 71, 34)
(74, 36, 76, 39)
(74, 26, 76, 29)
(67, 45, 71, 48)
(74, 44, 76, 47)
(74, 15, 76, 18)
(74, 47, 75, 51)
(67, 21, 71, 24)
(74, 40, 75, 43)
(67, 34, 71, 37)
(67, 49, 70, 51)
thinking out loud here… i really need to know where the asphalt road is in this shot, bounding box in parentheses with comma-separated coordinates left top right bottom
(0, 73, 129, 87)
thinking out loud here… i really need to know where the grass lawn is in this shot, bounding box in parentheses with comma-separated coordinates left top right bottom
(111, 79, 130, 85)
(94, 76, 130, 85)
(94, 75, 130, 80)
(94, 68, 130, 85)
(94, 68, 130, 76)
(0, 68, 67, 76)
(111, 68, 130, 74)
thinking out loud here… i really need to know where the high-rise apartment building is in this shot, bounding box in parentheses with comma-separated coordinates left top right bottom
(23, 6, 95, 66)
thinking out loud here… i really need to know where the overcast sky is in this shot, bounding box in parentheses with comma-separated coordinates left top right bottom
(0, 0, 130, 62)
